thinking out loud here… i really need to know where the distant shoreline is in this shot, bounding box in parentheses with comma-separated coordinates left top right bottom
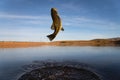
(0, 38, 120, 48)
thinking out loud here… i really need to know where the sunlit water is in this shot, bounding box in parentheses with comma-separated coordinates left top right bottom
(0, 46, 120, 80)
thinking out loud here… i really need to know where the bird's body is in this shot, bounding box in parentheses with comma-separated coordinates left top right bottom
(47, 8, 64, 41)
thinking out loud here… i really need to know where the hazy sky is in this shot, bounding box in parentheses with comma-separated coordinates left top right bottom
(0, 0, 120, 41)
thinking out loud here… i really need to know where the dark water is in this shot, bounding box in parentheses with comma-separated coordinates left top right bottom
(0, 46, 120, 80)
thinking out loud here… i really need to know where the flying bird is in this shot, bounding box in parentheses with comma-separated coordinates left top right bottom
(47, 8, 64, 41)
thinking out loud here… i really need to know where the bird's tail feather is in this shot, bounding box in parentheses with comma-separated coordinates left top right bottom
(47, 34, 56, 41)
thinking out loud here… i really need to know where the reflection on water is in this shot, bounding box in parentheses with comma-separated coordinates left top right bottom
(0, 46, 120, 80)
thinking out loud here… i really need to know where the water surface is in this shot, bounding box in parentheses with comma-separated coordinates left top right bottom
(0, 46, 120, 80)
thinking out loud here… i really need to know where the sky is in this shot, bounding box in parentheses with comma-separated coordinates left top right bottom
(0, 0, 120, 41)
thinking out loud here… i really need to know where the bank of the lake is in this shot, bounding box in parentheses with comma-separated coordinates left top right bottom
(0, 38, 120, 48)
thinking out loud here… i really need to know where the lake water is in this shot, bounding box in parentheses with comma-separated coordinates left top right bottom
(0, 46, 120, 80)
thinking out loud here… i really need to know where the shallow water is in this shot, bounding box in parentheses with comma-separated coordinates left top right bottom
(0, 46, 120, 80)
